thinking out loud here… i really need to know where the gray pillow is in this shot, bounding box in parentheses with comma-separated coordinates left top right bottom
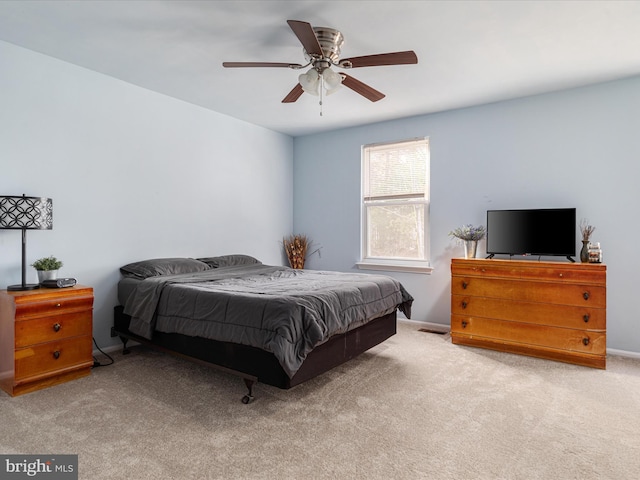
(196, 254, 261, 268)
(120, 258, 211, 278)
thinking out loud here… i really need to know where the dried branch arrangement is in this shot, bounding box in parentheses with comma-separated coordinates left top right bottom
(283, 234, 309, 269)
(579, 219, 595, 241)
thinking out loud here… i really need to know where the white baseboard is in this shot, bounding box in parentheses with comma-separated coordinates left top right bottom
(93, 342, 130, 357)
(607, 348, 640, 360)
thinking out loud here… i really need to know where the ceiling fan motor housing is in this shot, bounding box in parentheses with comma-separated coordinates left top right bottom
(304, 27, 344, 68)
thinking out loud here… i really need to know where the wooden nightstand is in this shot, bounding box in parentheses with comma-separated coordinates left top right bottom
(0, 285, 93, 396)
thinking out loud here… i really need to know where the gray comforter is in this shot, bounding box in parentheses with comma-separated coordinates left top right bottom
(123, 264, 413, 378)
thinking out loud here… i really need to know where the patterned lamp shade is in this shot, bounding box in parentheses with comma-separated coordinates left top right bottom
(0, 195, 53, 291)
(0, 195, 53, 230)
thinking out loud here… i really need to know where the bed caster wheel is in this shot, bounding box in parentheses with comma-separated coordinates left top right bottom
(242, 378, 255, 404)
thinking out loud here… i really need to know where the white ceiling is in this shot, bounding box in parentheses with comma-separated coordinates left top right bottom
(1, 1, 640, 137)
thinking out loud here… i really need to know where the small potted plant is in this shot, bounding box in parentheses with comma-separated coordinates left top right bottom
(449, 224, 486, 258)
(31, 255, 63, 283)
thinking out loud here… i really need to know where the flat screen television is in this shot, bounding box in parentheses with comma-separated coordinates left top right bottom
(486, 208, 576, 261)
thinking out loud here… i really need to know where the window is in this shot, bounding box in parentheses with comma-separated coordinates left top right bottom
(358, 138, 431, 273)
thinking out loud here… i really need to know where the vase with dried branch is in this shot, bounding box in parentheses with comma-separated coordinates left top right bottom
(283, 234, 309, 269)
(579, 219, 595, 263)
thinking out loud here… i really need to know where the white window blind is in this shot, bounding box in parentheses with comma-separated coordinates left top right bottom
(360, 138, 430, 272)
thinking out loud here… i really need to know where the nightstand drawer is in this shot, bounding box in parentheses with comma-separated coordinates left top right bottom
(14, 335, 93, 381)
(15, 295, 93, 320)
(15, 311, 92, 347)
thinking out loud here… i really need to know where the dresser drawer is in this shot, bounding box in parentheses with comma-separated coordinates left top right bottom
(451, 277, 606, 308)
(15, 295, 93, 320)
(451, 315, 606, 355)
(518, 266, 605, 285)
(15, 311, 92, 348)
(14, 335, 93, 382)
(451, 259, 606, 285)
(451, 295, 605, 329)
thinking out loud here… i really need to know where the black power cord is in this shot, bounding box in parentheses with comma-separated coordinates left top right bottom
(92, 337, 114, 368)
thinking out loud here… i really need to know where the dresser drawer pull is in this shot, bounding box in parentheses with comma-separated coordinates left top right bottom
(582, 338, 590, 346)
(461, 301, 468, 309)
(583, 314, 590, 323)
(583, 292, 590, 301)
(53, 323, 61, 332)
(55, 303, 62, 308)
(462, 281, 468, 289)
(461, 320, 468, 329)
(53, 350, 61, 360)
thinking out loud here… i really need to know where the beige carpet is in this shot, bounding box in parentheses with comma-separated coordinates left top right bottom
(2, 322, 640, 479)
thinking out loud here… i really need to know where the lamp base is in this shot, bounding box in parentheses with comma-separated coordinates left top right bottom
(7, 283, 40, 291)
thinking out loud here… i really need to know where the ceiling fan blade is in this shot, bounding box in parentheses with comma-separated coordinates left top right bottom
(340, 51, 418, 68)
(223, 62, 301, 68)
(282, 84, 304, 103)
(287, 20, 323, 57)
(341, 74, 385, 102)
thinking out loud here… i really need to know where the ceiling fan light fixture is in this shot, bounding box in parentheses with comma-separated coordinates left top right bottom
(298, 69, 319, 95)
(322, 68, 343, 94)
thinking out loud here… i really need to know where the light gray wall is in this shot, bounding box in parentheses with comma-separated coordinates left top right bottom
(293, 75, 640, 354)
(0, 41, 293, 350)
(3, 37, 638, 356)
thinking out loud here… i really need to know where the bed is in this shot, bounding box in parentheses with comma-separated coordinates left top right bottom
(112, 255, 413, 403)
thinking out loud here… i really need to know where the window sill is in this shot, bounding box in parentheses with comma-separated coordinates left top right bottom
(355, 260, 433, 274)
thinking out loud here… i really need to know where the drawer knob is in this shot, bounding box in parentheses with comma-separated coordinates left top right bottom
(583, 292, 590, 301)
(462, 281, 468, 289)
(55, 303, 61, 307)
(582, 337, 590, 346)
(53, 323, 61, 332)
(583, 314, 590, 323)
(53, 350, 61, 360)
(461, 301, 468, 309)
(461, 320, 468, 329)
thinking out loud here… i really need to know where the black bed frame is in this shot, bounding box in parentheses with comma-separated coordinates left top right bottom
(112, 305, 396, 403)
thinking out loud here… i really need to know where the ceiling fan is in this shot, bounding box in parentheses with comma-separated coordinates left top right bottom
(223, 20, 418, 106)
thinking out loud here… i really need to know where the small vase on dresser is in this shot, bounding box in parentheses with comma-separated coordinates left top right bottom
(580, 240, 590, 263)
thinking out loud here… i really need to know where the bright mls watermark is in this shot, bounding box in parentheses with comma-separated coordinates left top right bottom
(0, 455, 77, 479)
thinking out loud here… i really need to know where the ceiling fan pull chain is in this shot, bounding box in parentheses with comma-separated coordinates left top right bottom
(319, 74, 324, 116)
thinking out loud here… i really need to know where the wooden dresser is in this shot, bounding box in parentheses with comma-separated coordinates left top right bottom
(0, 285, 93, 396)
(451, 258, 606, 369)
